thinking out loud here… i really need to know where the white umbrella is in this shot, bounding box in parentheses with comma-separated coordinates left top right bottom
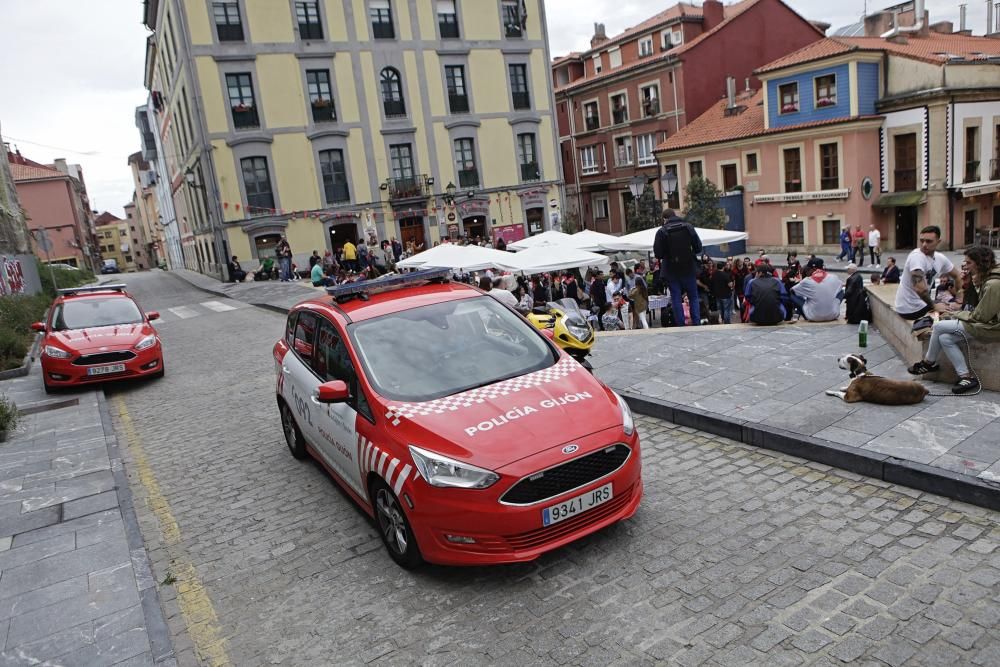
(566, 229, 622, 252)
(601, 226, 749, 252)
(495, 244, 609, 274)
(506, 230, 573, 251)
(395, 244, 511, 271)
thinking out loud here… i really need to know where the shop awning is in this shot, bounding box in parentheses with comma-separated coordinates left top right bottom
(872, 192, 926, 208)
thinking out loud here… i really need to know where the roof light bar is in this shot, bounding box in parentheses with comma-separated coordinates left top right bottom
(325, 268, 451, 303)
(57, 284, 128, 296)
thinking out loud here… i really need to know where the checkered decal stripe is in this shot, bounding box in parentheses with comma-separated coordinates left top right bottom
(358, 435, 413, 498)
(384, 357, 582, 425)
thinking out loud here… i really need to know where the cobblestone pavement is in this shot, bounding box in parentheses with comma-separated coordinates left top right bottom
(111, 272, 1000, 665)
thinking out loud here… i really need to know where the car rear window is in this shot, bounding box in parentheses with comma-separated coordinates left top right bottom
(349, 295, 555, 402)
(51, 298, 144, 330)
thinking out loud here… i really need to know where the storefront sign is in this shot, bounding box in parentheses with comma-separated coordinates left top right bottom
(753, 188, 849, 204)
(493, 225, 525, 244)
(458, 200, 490, 216)
(447, 212, 456, 222)
(961, 182, 1000, 198)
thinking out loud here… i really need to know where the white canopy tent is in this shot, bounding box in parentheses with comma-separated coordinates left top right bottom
(600, 226, 749, 252)
(566, 229, 623, 252)
(505, 230, 572, 251)
(495, 244, 609, 274)
(395, 244, 512, 271)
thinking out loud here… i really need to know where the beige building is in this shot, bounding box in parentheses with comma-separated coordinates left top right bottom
(94, 212, 136, 272)
(127, 152, 165, 267)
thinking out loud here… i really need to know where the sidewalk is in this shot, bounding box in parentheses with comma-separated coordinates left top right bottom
(167, 268, 316, 314)
(592, 323, 1000, 510)
(0, 368, 173, 664)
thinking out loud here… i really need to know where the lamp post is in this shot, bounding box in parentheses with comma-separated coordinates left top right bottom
(443, 181, 457, 206)
(184, 166, 220, 279)
(661, 168, 678, 210)
(628, 175, 647, 199)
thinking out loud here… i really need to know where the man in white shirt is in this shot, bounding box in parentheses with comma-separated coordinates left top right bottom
(790, 259, 843, 321)
(868, 225, 882, 268)
(485, 277, 518, 308)
(894, 225, 962, 320)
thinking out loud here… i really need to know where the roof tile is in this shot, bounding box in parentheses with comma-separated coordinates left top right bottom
(8, 161, 65, 182)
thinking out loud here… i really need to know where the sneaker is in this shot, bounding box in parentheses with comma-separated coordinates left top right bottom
(952, 377, 980, 394)
(907, 360, 940, 375)
(791, 313, 800, 322)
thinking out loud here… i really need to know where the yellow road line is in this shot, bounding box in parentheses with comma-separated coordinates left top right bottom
(113, 395, 232, 666)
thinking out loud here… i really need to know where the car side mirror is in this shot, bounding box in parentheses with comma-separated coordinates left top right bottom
(147, 311, 160, 321)
(540, 328, 555, 340)
(30, 322, 46, 332)
(315, 380, 350, 403)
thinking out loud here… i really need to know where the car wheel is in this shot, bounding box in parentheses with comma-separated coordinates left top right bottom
(280, 402, 307, 460)
(152, 363, 165, 379)
(371, 478, 423, 569)
(43, 378, 56, 394)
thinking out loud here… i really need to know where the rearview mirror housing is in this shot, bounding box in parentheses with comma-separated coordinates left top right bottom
(147, 311, 160, 321)
(30, 322, 46, 332)
(315, 380, 350, 403)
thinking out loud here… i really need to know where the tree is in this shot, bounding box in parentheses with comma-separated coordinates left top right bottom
(625, 186, 661, 233)
(560, 208, 580, 234)
(683, 176, 727, 230)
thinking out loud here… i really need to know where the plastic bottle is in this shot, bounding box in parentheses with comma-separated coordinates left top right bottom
(858, 320, 869, 348)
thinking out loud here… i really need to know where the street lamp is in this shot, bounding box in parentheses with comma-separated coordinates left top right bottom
(661, 168, 678, 204)
(628, 175, 647, 199)
(184, 167, 204, 190)
(443, 181, 457, 206)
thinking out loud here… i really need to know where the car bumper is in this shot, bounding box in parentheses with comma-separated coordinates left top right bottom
(407, 427, 642, 566)
(41, 345, 163, 387)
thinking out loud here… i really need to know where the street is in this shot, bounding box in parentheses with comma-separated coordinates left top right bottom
(107, 272, 1000, 666)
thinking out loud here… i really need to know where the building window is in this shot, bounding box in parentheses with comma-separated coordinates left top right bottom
(501, 0, 523, 37)
(614, 136, 633, 166)
(688, 160, 703, 180)
(455, 138, 479, 187)
(820, 142, 839, 190)
(306, 70, 337, 123)
(611, 93, 628, 124)
(380, 68, 406, 117)
(226, 73, 259, 129)
(663, 164, 680, 209)
(783, 147, 802, 192)
(608, 49, 622, 69)
(517, 133, 539, 182)
(822, 220, 840, 245)
(640, 84, 659, 117)
(240, 157, 275, 214)
(745, 152, 758, 174)
(593, 195, 609, 219)
(438, 0, 458, 38)
(636, 134, 656, 167)
(894, 133, 917, 191)
(584, 102, 599, 131)
(965, 126, 980, 183)
(638, 36, 653, 57)
(787, 220, 804, 245)
(370, 0, 395, 39)
(779, 82, 799, 114)
(814, 74, 836, 108)
(389, 144, 414, 180)
(318, 150, 349, 204)
(295, 1, 323, 40)
(580, 146, 599, 175)
(445, 66, 469, 113)
(592, 54, 601, 75)
(509, 64, 530, 110)
(721, 164, 738, 192)
(213, 2, 243, 41)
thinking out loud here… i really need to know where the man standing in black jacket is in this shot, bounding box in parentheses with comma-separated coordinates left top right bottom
(653, 209, 704, 326)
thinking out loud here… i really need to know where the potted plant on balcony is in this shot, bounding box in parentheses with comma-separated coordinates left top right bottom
(311, 97, 330, 108)
(816, 97, 836, 108)
(781, 103, 798, 113)
(0, 394, 17, 443)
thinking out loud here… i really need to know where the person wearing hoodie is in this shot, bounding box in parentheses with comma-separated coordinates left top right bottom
(653, 209, 703, 327)
(908, 246, 1000, 394)
(790, 258, 843, 321)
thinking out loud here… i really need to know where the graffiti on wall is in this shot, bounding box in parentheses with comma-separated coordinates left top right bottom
(0, 257, 26, 296)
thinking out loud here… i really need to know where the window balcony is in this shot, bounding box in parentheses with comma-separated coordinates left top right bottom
(505, 23, 523, 38)
(247, 193, 275, 215)
(217, 24, 244, 41)
(820, 177, 840, 191)
(231, 106, 259, 129)
(784, 179, 802, 193)
(458, 168, 479, 188)
(439, 17, 459, 38)
(448, 94, 469, 114)
(373, 21, 395, 39)
(612, 108, 628, 125)
(584, 116, 599, 131)
(512, 91, 530, 110)
(324, 181, 350, 204)
(642, 99, 660, 117)
(387, 175, 430, 200)
(894, 168, 916, 191)
(310, 100, 336, 123)
(383, 99, 406, 118)
(991, 158, 1000, 181)
(965, 160, 980, 184)
(299, 22, 323, 40)
(520, 162, 540, 182)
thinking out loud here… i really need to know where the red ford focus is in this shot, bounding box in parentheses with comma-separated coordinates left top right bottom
(273, 269, 642, 568)
(33, 285, 164, 393)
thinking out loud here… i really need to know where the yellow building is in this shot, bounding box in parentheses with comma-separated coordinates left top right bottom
(94, 214, 135, 272)
(143, 0, 564, 275)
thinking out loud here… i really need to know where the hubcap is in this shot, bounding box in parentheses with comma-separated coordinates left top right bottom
(376, 489, 408, 554)
(281, 406, 296, 450)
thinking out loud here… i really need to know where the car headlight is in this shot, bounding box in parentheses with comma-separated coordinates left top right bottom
(43, 345, 72, 359)
(614, 391, 634, 437)
(135, 335, 158, 351)
(409, 445, 499, 489)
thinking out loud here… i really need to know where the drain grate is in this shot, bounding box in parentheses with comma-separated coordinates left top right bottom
(18, 397, 80, 416)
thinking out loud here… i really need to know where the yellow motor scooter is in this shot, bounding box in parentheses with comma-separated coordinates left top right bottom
(524, 298, 595, 371)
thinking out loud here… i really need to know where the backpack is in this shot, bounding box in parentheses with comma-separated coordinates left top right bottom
(664, 222, 694, 272)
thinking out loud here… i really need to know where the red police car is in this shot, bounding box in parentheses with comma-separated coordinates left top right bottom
(273, 269, 642, 568)
(33, 284, 164, 393)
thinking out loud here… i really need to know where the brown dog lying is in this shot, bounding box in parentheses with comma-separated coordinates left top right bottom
(825, 354, 929, 405)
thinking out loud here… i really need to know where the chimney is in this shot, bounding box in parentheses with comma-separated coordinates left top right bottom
(590, 23, 608, 48)
(702, 0, 724, 31)
(929, 21, 954, 34)
(53, 158, 68, 173)
(989, 0, 994, 36)
(726, 77, 736, 108)
(960, 4, 967, 31)
(745, 77, 751, 92)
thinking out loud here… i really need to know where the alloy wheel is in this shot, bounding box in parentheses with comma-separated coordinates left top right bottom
(376, 488, 408, 555)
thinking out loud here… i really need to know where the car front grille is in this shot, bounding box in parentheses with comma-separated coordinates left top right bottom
(72, 351, 136, 366)
(500, 444, 631, 505)
(504, 483, 635, 551)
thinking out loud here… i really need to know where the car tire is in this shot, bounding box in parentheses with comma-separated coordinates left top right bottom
(43, 378, 56, 394)
(371, 478, 423, 569)
(152, 363, 165, 379)
(280, 401, 308, 460)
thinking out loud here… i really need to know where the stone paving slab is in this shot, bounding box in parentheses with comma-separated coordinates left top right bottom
(0, 368, 174, 665)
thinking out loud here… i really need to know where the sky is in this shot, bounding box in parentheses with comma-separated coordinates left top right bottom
(0, 1, 991, 218)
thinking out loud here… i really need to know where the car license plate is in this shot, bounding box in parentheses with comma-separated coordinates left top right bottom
(542, 483, 613, 526)
(87, 363, 126, 376)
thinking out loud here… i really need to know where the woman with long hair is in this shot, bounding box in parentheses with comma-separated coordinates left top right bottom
(908, 246, 1000, 394)
(629, 274, 649, 329)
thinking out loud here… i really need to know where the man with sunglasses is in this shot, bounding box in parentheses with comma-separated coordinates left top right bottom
(895, 226, 962, 320)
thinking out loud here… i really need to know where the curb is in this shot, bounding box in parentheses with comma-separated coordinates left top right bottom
(97, 391, 175, 664)
(165, 271, 230, 300)
(0, 334, 41, 381)
(620, 390, 1000, 512)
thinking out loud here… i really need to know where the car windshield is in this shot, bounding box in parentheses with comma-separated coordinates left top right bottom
(350, 295, 556, 402)
(51, 298, 144, 330)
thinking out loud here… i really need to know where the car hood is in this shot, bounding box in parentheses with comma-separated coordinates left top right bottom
(381, 356, 623, 470)
(48, 324, 152, 353)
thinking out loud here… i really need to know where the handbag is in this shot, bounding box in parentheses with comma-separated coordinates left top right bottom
(911, 315, 933, 333)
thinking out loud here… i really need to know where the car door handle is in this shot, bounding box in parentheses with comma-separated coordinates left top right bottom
(310, 395, 322, 404)
(282, 366, 291, 374)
